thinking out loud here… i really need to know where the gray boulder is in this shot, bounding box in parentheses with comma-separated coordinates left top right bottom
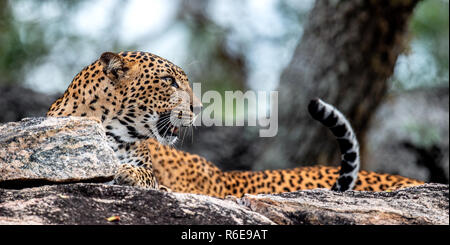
(0, 183, 274, 225)
(0, 117, 448, 225)
(236, 183, 448, 225)
(0, 117, 119, 187)
(0, 183, 447, 225)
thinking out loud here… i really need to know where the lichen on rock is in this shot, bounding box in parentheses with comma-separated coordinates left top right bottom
(0, 117, 120, 185)
(0, 117, 448, 225)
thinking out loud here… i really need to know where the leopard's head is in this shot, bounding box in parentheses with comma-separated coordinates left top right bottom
(48, 51, 202, 145)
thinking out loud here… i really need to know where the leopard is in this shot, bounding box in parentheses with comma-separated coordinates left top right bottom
(47, 51, 424, 198)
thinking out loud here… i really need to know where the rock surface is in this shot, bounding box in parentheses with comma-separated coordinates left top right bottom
(0, 117, 119, 187)
(0, 183, 274, 225)
(238, 183, 449, 225)
(0, 183, 447, 225)
(0, 117, 448, 225)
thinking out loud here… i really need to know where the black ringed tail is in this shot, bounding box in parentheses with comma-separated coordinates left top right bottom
(308, 98, 360, 192)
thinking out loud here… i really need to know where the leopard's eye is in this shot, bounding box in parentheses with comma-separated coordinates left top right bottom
(162, 76, 178, 88)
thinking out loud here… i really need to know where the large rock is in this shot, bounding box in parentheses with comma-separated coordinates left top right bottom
(0, 183, 274, 225)
(0, 183, 447, 225)
(0, 117, 119, 187)
(0, 116, 447, 225)
(237, 183, 449, 225)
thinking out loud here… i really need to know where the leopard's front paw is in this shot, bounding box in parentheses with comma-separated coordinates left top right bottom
(114, 164, 158, 189)
(114, 164, 138, 186)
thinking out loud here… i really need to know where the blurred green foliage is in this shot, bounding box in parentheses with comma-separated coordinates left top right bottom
(404, 122, 441, 149)
(0, 0, 448, 93)
(0, 1, 45, 84)
(412, 0, 449, 68)
(179, 4, 246, 92)
(0, 0, 86, 84)
(391, 0, 449, 90)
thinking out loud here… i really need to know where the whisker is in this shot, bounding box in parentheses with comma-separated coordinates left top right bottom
(161, 121, 173, 138)
(156, 118, 171, 127)
(191, 125, 194, 144)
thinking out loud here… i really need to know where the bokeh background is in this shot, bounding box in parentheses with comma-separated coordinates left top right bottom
(0, 0, 448, 183)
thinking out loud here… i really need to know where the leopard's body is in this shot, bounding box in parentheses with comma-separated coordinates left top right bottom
(47, 51, 424, 198)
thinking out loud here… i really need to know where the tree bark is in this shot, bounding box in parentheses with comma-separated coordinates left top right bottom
(256, 0, 421, 170)
(180, 0, 421, 172)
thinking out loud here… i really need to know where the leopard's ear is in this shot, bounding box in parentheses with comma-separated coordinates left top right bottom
(99, 52, 126, 83)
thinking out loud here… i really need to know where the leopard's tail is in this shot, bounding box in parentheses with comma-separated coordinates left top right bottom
(308, 98, 360, 192)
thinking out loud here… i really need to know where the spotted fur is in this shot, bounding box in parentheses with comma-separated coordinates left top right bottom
(47, 51, 424, 198)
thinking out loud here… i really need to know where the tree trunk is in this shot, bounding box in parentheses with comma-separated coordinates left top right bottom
(180, 0, 421, 172)
(255, 0, 421, 170)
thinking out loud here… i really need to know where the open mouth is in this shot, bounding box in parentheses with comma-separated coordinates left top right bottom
(156, 112, 180, 138)
(158, 124, 179, 137)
